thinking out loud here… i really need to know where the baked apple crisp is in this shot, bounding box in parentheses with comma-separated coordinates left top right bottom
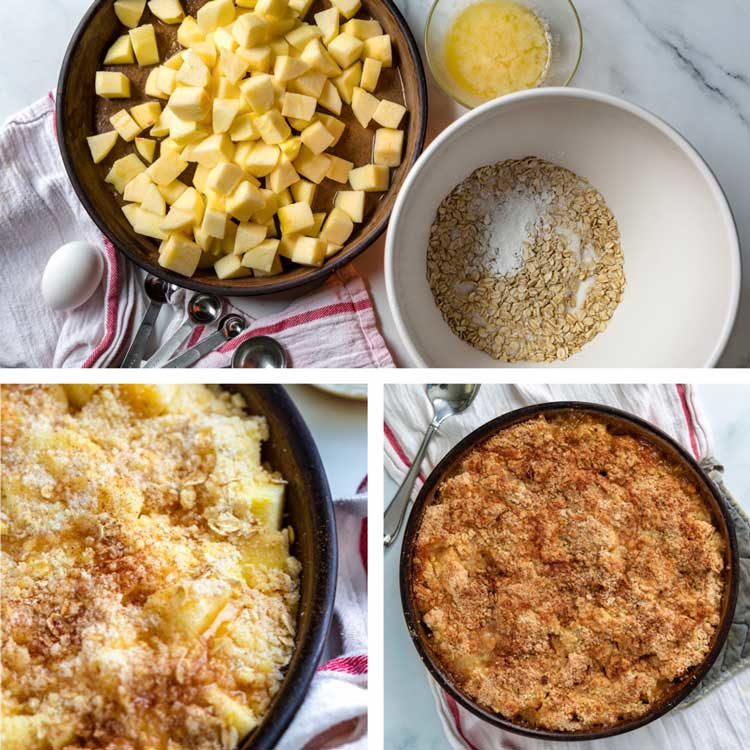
(1, 385, 300, 750)
(411, 412, 726, 732)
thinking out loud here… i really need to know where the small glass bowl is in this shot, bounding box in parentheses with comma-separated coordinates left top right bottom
(425, 0, 583, 109)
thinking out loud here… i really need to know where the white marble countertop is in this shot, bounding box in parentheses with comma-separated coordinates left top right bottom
(384, 384, 750, 748)
(1, 0, 748, 367)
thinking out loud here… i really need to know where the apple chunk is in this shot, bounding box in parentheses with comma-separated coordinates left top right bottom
(96, 72, 131, 99)
(87, 131, 119, 164)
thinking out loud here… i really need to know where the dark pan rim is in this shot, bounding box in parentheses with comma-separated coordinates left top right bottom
(224, 385, 338, 750)
(55, 0, 429, 297)
(400, 401, 739, 742)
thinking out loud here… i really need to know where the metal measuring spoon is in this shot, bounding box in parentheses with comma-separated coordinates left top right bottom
(143, 293, 223, 368)
(121, 276, 175, 368)
(231, 337, 288, 369)
(384, 384, 481, 547)
(163, 314, 246, 368)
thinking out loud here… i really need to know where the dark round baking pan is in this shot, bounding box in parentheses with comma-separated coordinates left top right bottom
(400, 401, 739, 742)
(56, 0, 428, 296)
(225, 384, 337, 749)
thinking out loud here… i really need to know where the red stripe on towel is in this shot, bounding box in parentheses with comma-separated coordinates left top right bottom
(676, 384, 700, 459)
(384, 422, 425, 483)
(83, 237, 122, 368)
(319, 655, 368, 675)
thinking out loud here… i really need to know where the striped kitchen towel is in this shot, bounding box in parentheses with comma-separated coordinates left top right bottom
(385, 384, 750, 750)
(0, 96, 393, 369)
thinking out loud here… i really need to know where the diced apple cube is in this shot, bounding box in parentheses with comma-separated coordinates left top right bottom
(234, 222, 268, 253)
(145, 68, 168, 99)
(135, 137, 157, 162)
(220, 47, 250, 84)
(123, 171, 152, 202)
(168, 87, 210, 121)
(268, 155, 299, 193)
(146, 150, 188, 185)
(360, 57, 382, 92)
(192, 133, 235, 167)
(148, 0, 185, 24)
(317, 80, 342, 115)
(105, 35, 135, 65)
(285, 23, 321, 51)
(215, 253, 252, 279)
(213, 26, 238, 52)
(159, 233, 201, 276)
(279, 136, 302, 160)
(122, 203, 140, 227)
(252, 189, 279, 223)
(291, 179, 316, 205)
(265, 14, 297, 38)
(130, 25, 160, 66)
(155, 66, 177, 95)
(177, 51, 211, 87)
(276, 188, 294, 208)
(363, 34, 392, 67)
(240, 45, 272, 73)
(314, 7, 339, 44)
(351, 87, 379, 128)
(106, 154, 147, 195)
(316, 113, 345, 145)
(290, 235, 326, 266)
(254, 109, 291, 144)
(273, 55, 309, 82)
(241, 75, 275, 113)
(87, 131, 119, 164)
(281, 92, 316, 121)
(177, 16, 204, 47)
(201, 208, 228, 238)
(141, 183, 167, 215)
(164, 51, 186, 70)
(170, 119, 208, 146)
(253, 255, 283, 276)
(373, 98, 406, 128)
(374, 127, 403, 167)
(130, 101, 162, 129)
(277, 233, 297, 258)
(110, 109, 143, 142)
(300, 120, 334, 155)
(207, 162, 244, 194)
(293, 146, 331, 184)
(334, 190, 365, 222)
(256, 0, 289, 18)
(159, 180, 189, 204)
(349, 164, 389, 192)
(197, 0, 236, 33)
(212, 98, 241, 133)
(173, 186, 205, 224)
(160, 207, 194, 232)
(192, 41, 218, 66)
(230, 113, 259, 142)
(278, 201, 314, 234)
(330, 0, 361, 20)
(114, 0, 146, 29)
(300, 39, 341, 77)
(325, 242, 343, 258)
(342, 18, 383, 39)
(96, 71, 131, 99)
(227, 181, 266, 221)
(288, 70, 326, 98)
(319, 206, 353, 245)
(326, 154, 353, 183)
(245, 143, 280, 176)
(332, 62, 361, 104)
(133, 207, 168, 239)
(233, 13, 269, 47)
(241, 239, 280, 271)
(327, 34, 363, 69)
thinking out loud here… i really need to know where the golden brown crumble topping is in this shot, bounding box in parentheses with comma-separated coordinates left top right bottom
(1, 385, 300, 750)
(411, 413, 726, 732)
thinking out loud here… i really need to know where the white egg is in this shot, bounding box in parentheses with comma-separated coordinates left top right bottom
(42, 241, 105, 311)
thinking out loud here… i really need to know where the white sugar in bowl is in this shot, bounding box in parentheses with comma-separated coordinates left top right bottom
(42, 241, 104, 311)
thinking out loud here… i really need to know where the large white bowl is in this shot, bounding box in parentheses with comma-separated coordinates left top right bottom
(386, 89, 741, 368)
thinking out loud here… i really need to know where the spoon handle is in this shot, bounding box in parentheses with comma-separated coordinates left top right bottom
(384, 421, 439, 547)
(162, 329, 231, 368)
(120, 302, 161, 368)
(142, 322, 193, 369)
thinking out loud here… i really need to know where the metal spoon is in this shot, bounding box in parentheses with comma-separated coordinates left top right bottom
(384, 384, 481, 547)
(231, 336, 288, 368)
(121, 276, 175, 368)
(163, 314, 246, 368)
(142, 293, 223, 368)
